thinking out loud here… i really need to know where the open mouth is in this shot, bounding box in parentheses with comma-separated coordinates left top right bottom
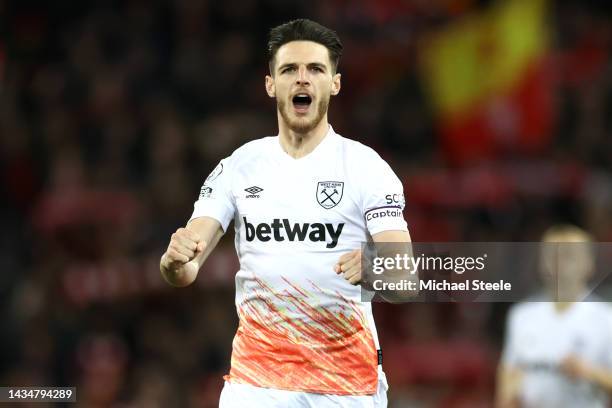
(292, 94, 312, 113)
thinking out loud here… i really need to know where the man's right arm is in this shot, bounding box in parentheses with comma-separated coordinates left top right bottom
(160, 216, 225, 287)
(496, 307, 523, 408)
(495, 364, 523, 408)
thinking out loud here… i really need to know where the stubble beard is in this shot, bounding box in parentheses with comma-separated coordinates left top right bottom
(278, 96, 329, 134)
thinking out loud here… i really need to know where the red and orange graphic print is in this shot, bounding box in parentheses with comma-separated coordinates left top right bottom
(224, 276, 378, 395)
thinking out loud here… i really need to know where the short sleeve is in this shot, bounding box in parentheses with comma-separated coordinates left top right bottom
(361, 154, 408, 235)
(190, 157, 235, 232)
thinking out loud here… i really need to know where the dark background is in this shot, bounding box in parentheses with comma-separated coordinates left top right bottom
(1, 0, 611, 406)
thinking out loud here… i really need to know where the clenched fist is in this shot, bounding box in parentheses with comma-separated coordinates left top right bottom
(334, 249, 362, 285)
(161, 227, 206, 286)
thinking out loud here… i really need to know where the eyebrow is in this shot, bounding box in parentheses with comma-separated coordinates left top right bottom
(277, 62, 328, 72)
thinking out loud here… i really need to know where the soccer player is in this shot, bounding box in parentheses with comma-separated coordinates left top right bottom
(496, 225, 612, 408)
(160, 19, 412, 407)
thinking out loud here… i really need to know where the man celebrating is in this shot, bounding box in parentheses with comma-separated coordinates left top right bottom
(160, 19, 411, 407)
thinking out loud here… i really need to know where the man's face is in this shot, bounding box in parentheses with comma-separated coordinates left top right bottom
(540, 240, 594, 300)
(266, 41, 341, 133)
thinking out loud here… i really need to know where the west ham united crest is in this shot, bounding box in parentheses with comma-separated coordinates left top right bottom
(316, 181, 344, 209)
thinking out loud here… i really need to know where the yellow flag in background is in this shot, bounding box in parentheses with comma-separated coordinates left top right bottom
(420, 0, 553, 164)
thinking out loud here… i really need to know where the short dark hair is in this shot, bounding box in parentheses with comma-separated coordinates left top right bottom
(267, 19, 343, 74)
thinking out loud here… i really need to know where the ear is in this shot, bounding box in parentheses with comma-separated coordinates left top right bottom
(265, 75, 275, 98)
(331, 72, 341, 96)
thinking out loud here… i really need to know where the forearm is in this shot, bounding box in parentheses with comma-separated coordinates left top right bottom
(495, 365, 523, 408)
(561, 355, 612, 392)
(583, 365, 612, 392)
(160, 216, 225, 287)
(160, 254, 199, 287)
(371, 232, 419, 302)
(375, 252, 419, 302)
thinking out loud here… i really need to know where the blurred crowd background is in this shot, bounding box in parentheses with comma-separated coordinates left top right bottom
(1, 0, 611, 406)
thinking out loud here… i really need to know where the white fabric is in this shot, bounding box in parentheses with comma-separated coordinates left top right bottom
(191, 126, 407, 397)
(502, 301, 612, 408)
(219, 368, 389, 408)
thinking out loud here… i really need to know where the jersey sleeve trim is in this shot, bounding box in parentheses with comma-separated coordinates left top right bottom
(190, 202, 233, 232)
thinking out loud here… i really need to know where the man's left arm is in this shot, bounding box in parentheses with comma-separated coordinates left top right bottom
(561, 355, 612, 392)
(373, 229, 419, 302)
(334, 230, 412, 284)
(561, 312, 612, 393)
(334, 229, 418, 301)
(335, 151, 418, 301)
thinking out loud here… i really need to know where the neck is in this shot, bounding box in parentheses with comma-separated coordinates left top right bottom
(547, 283, 586, 309)
(554, 302, 575, 314)
(278, 114, 330, 159)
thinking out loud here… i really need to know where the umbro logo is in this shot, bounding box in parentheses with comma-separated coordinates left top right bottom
(245, 186, 263, 198)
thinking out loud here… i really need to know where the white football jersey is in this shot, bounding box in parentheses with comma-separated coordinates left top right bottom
(502, 300, 612, 408)
(190, 126, 407, 395)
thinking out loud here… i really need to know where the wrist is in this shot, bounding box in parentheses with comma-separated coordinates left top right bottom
(160, 253, 172, 271)
(583, 365, 602, 384)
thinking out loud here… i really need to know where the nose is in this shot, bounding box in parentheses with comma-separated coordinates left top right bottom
(295, 65, 310, 86)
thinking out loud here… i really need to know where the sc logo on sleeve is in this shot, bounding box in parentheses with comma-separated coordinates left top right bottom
(385, 193, 405, 206)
